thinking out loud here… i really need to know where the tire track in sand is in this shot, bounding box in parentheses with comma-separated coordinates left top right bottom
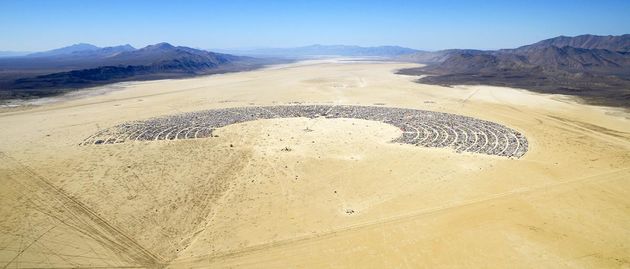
(0, 152, 164, 268)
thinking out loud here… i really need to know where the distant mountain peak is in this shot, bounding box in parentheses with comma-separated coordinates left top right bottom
(142, 42, 176, 51)
(100, 44, 136, 50)
(113, 44, 135, 49)
(71, 42, 98, 47)
(27, 43, 100, 57)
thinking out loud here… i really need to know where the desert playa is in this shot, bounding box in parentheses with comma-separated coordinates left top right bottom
(1, 59, 629, 268)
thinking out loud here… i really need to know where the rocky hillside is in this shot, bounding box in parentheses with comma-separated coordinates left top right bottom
(397, 34, 630, 108)
(511, 34, 630, 53)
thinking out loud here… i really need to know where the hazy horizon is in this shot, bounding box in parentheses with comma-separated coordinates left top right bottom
(1, 0, 629, 52)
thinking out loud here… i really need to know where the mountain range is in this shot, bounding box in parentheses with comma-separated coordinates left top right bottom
(0, 43, 276, 99)
(0, 43, 419, 99)
(2, 35, 629, 107)
(215, 44, 419, 58)
(25, 43, 135, 58)
(508, 34, 630, 53)
(397, 34, 630, 108)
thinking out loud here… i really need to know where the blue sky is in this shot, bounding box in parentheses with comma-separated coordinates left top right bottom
(1, 0, 629, 51)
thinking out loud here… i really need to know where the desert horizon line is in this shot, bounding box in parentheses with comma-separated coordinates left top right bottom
(3, 33, 629, 54)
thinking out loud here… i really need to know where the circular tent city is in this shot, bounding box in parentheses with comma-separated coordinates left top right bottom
(82, 105, 528, 158)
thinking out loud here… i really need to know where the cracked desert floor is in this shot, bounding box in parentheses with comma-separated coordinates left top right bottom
(1, 59, 629, 268)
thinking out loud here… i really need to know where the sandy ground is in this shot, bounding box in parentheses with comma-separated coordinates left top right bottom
(0, 59, 629, 268)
